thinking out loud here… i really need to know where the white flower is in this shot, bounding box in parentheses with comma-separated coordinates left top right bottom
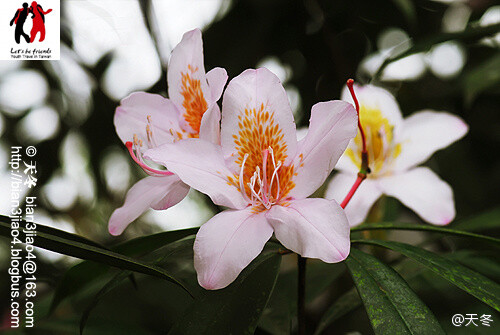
(326, 84, 468, 226)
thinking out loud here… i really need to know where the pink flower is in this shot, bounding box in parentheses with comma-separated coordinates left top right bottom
(145, 68, 358, 289)
(108, 29, 228, 236)
(326, 84, 469, 226)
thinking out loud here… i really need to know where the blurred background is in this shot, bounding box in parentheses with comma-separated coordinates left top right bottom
(0, 0, 499, 334)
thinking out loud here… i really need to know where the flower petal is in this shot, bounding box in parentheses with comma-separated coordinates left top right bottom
(378, 167, 455, 225)
(290, 101, 358, 199)
(108, 175, 188, 236)
(114, 92, 180, 145)
(325, 174, 382, 227)
(267, 198, 350, 263)
(167, 28, 210, 134)
(144, 139, 247, 209)
(199, 103, 221, 144)
(206, 67, 228, 103)
(221, 68, 297, 166)
(341, 83, 403, 132)
(393, 111, 468, 171)
(150, 182, 190, 210)
(194, 207, 273, 290)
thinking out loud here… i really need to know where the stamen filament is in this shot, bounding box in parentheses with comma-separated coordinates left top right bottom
(261, 149, 269, 203)
(269, 161, 282, 200)
(239, 154, 251, 202)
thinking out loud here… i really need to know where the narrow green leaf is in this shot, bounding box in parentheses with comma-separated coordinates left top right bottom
(391, 0, 416, 28)
(463, 53, 500, 104)
(314, 288, 361, 335)
(50, 228, 198, 312)
(373, 22, 500, 80)
(351, 222, 500, 246)
(0, 214, 104, 248)
(345, 249, 444, 335)
(259, 261, 345, 335)
(168, 252, 281, 335)
(453, 207, 500, 232)
(80, 237, 199, 335)
(80, 271, 132, 335)
(353, 240, 500, 311)
(447, 251, 500, 281)
(0, 218, 192, 296)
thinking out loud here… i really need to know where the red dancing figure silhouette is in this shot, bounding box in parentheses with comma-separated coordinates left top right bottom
(29, 1, 52, 43)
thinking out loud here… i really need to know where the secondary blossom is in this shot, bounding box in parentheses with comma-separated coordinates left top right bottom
(326, 84, 468, 226)
(108, 29, 227, 235)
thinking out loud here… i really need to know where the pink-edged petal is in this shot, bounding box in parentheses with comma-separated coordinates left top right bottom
(341, 83, 403, 133)
(108, 175, 188, 236)
(267, 198, 350, 263)
(167, 28, 210, 134)
(114, 92, 180, 145)
(393, 111, 468, 171)
(325, 173, 383, 227)
(194, 207, 273, 290)
(290, 101, 358, 199)
(144, 139, 247, 209)
(221, 68, 297, 166)
(206, 67, 228, 103)
(199, 103, 221, 144)
(379, 167, 455, 225)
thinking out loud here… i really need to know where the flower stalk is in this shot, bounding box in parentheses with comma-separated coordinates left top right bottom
(298, 255, 307, 335)
(340, 79, 370, 209)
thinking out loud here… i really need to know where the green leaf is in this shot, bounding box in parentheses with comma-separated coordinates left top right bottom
(259, 261, 345, 335)
(0, 214, 105, 248)
(463, 53, 500, 105)
(50, 228, 198, 312)
(447, 250, 500, 281)
(168, 252, 281, 335)
(314, 257, 431, 335)
(352, 240, 500, 311)
(351, 222, 500, 246)
(345, 249, 444, 335)
(314, 288, 361, 335)
(391, 0, 416, 28)
(452, 207, 500, 232)
(80, 271, 132, 335)
(373, 22, 500, 80)
(0, 217, 192, 296)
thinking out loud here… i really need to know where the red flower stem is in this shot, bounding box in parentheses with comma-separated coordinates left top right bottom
(341, 79, 370, 209)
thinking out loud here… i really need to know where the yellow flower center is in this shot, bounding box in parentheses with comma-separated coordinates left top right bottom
(346, 106, 401, 176)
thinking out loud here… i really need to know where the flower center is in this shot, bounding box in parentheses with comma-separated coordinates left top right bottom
(346, 107, 401, 175)
(239, 147, 283, 209)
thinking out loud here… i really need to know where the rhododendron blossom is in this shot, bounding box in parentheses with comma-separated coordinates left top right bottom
(145, 68, 358, 289)
(326, 84, 468, 226)
(108, 29, 228, 236)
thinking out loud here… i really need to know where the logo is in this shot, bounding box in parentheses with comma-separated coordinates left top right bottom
(0, 0, 60, 60)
